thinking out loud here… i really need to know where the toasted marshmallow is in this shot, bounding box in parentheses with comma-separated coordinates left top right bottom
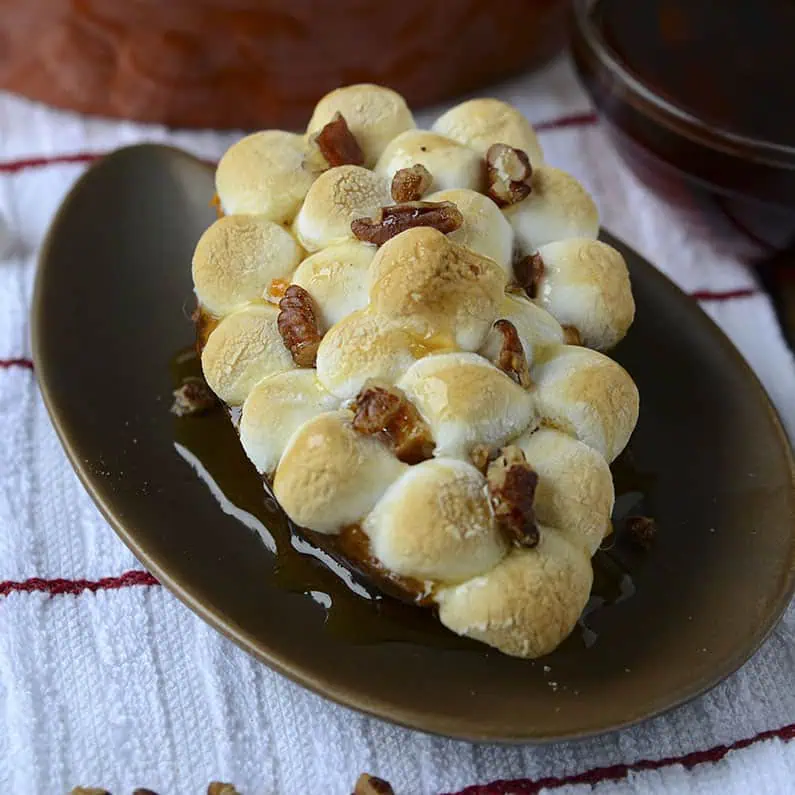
(201, 303, 294, 405)
(215, 131, 314, 223)
(432, 98, 544, 164)
(479, 293, 564, 367)
(503, 166, 599, 254)
(240, 370, 340, 475)
(363, 459, 506, 583)
(514, 427, 614, 555)
(273, 410, 406, 534)
(369, 227, 504, 351)
(534, 239, 635, 351)
(427, 188, 513, 276)
(436, 530, 592, 658)
(375, 131, 485, 193)
(397, 352, 535, 459)
(306, 84, 415, 168)
(294, 165, 390, 252)
(291, 241, 375, 331)
(315, 309, 449, 399)
(192, 215, 303, 316)
(532, 345, 639, 462)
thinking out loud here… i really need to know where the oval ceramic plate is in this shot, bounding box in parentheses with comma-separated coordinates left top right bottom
(32, 145, 795, 742)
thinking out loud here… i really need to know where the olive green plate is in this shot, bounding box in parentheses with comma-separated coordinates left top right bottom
(32, 144, 795, 742)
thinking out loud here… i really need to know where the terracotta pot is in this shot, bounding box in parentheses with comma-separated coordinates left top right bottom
(0, 0, 569, 129)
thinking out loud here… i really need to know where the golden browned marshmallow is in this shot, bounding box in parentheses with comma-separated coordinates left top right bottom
(240, 370, 340, 475)
(479, 293, 564, 367)
(306, 84, 416, 168)
(426, 188, 514, 276)
(363, 458, 507, 582)
(215, 131, 314, 222)
(192, 215, 303, 316)
(293, 165, 391, 252)
(514, 427, 614, 555)
(397, 352, 536, 459)
(315, 309, 450, 399)
(375, 131, 485, 193)
(534, 239, 635, 351)
(273, 410, 407, 534)
(369, 227, 504, 351)
(532, 345, 639, 462)
(291, 241, 375, 331)
(201, 303, 294, 405)
(503, 166, 599, 255)
(436, 530, 592, 658)
(432, 98, 544, 164)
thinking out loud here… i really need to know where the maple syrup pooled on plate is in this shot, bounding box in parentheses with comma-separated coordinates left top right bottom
(170, 347, 650, 652)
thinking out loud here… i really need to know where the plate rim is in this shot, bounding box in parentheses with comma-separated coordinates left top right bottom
(31, 143, 795, 743)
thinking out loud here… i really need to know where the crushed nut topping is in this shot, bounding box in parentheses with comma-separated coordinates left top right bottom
(625, 515, 657, 550)
(493, 319, 532, 388)
(353, 380, 435, 464)
(391, 163, 433, 202)
(277, 285, 323, 367)
(470, 443, 499, 474)
(171, 376, 219, 417)
(562, 325, 582, 346)
(316, 111, 365, 167)
(485, 143, 533, 207)
(487, 445, 540, 548)
(353, 773, 395, 795)
(351, 201, 463, 246)
(515, 252, 545, 299)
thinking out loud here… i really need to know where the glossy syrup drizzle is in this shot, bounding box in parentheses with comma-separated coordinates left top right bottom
(172, 347, 652, 651)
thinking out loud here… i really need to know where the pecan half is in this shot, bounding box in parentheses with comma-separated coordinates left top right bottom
(562, 325, 582, 346)
(493, 319, 532, 388)
(391, 163, 433, 202)
(485, 143, 533, 207)
(353, 381, 435, 464)
(277, 285, 323, 367)
(316, 111, 364, 167)
(487, 445, 540, 548)
(515, 252, 545, 299)
(625, 515, 657, 551)
(351, 201, 463, 246)
(353, 774, 395, 795)
(171, 376, 219, 417)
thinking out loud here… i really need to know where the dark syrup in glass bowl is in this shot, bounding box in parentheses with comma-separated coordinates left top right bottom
(571, 0, 795, 248)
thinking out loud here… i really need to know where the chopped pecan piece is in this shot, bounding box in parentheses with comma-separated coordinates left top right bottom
(485, 143, 533, 207)
(391, 163, 433, 202)
(316, 111, 365, 167)
(353, 774, 395, 795)
(493, 319, 532, 388)
(351, 201, 463, 246)
(277, 285, 323, 367)
(171, 376, 219, 417)
(353, 381, 435, 464)
(487, 445, 540, 548)
(515, 252, 545, 299)
(132, 790, 160, 795)
(625, 515, 657, 550)
(562, 325, 582, 346)
(207, 784, 240, 795)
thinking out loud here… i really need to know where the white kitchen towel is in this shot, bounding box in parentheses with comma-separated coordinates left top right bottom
(0, 55, 794, 795)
